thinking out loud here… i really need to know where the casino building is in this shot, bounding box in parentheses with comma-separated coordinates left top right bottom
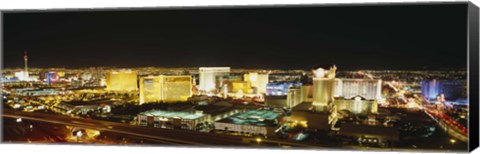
(198, 67, 230, 94)
(105, 70, 138, 91)
(139, 75, 193, 104)
(334, 79, 382, 100)
(138, 110, 208, 130)
(214, 109, 283, 136)
(312, 66, 337, 111)
(421, 79, 466, 101)
(243, 72, 269, 94)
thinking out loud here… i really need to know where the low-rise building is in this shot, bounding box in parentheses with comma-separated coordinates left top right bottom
(214, 109, 283, 136)
(338, 123, 399, 148)
(57, 99, 116, 114)
(288, 102, 330, 131)
(138, 110, 209, 130)
(333, 96, 378, 114)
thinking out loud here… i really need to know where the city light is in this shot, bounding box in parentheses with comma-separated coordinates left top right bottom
(256, 138, 262, 143)
(450, 139, 456, 144)
(0, 6, 471, 151)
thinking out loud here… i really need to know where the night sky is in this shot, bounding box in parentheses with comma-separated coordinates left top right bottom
(2, 3, 468, 70)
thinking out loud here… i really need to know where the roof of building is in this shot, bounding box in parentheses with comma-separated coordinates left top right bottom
(194, 101, 236, 116)
(292, 102, 313, 111)
(217, 109, 281, 127)
(139, 110, 206, 120)
(61, 98, 116, 106)
(338, 123, 399, 141)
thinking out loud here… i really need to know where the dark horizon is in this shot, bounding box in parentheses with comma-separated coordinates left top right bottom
(2, 3, 468, 70)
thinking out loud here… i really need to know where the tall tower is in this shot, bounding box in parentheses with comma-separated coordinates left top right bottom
(23, 50, 29, 80)
(24, 51, 28, 72)
(312, 65, 337, 111)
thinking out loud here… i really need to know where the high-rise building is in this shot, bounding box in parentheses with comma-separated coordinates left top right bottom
(312, 66, 337, 110)
(244, 72, 269, 94)
(46, 71, 58, 84)
(287, 86, 303, 108)
(301, 85, 313, 102)
(266, 82, 302, 96)
(333, 96, 378, 114)
(139, 75, 192, 104)
(231, 81, 253, 94)
(163, 76, 192, 102)
(105, 70, 138, 91)
(421, 79, 466, 101)
(198, 67, 230, 94)
(334, 79, 382, 100)
(139, 76, 162, 104)
(23, 50, 29, 79)
(14, 71, 29, 81)
(216, 75, 242, 93)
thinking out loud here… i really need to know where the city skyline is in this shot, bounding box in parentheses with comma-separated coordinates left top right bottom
(3, 4, 468, 70)
(1, 2, 475, 151)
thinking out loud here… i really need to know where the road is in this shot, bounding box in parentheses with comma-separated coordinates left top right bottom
(386, 81, 468, 143)
(2, 109, 328, 148)
(423, 109, 468, 142)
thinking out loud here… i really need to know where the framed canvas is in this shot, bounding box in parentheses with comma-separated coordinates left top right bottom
(1, 1, 479, 153)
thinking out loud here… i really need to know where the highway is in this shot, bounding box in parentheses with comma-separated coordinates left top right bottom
(423, 109, 468, 143)
(2, 109, 327, 148)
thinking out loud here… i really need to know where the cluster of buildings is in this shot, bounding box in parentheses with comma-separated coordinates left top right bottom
(103, 67, 273, 104)
(131, 65, 393, 146)
(263, 66, 381, 114)
(3, 51, 397, 146)
(139, 75, 193, 104)
(198, 67, 270, 98)
(421, 79, 467, 103)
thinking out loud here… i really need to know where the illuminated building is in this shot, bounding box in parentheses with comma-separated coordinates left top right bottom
(162, 76, 192, 102)
(217, 75, 242, 89)
(231, 81, 253, 94)
(333, 96, 378, 114)
(139, 76, 162, 104)
(244, 72, 269, 94)
(14, 71, 30, 81)
(105, 70, 138, 91)
(193, 102, 241, 121)
(301, 85, 313, 102)
(137, 110, 208, 130)
(312, 66, 336, 110)
(12, 51, 32, 81)
(334, 79, 382, 100)
(15, 88, 61, 96)
(287, 86, 303, 108)
(80, 73, 92, 80)
(266, 82, 302, 96)
(214, 110, 282, 136)
(421, 79, 466, 101)
(222, 84, 228, 99)
(46, 71, 58, 84)
(139, 75, 192, 104)
(198, 67, 230, 94)
(57, 71, 65, 77)
(288, 102, 330, 131)
(57, 100, 116, 115)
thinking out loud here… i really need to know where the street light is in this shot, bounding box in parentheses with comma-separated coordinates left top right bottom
(450, 139, 456, 147)
(256, 138, 262, 143)
(76, 131, 83, 143)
